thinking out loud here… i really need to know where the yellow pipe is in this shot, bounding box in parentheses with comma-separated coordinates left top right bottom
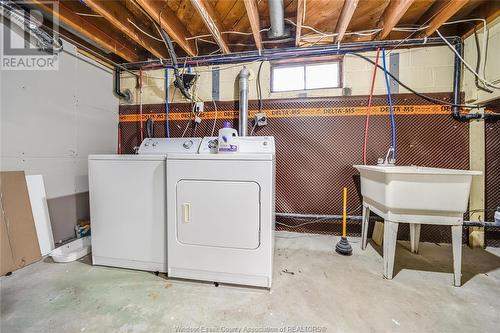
(343, 187, 347, 238)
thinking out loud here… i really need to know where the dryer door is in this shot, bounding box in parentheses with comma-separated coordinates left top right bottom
(176, 180, 260, 249)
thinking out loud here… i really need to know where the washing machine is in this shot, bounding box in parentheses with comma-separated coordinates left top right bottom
(166, 136, 275, 287)
(88, 138, 201, 272)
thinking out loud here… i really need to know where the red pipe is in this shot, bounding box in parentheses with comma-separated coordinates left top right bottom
(363, 48, 381, 165)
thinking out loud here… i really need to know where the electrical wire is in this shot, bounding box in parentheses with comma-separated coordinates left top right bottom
(347, 53, 483, 109)
(276, 205, 363, 228)
(75, 12, 103, 17)
(437, 29, 500, 90)
(363, 48, 380, 165)
(1, 0, 63, 53)
(156, 9, 192, 100)
(250, 122, 257, 136)
(257, 61, 265, 112)
(186, 27, 271, 40)
(286, 18, 382, 38)
(127, 18, 163, 42)
(381, 48, 396, 159)
(472, 26, 493, 93)
(181, 103, 197, 137)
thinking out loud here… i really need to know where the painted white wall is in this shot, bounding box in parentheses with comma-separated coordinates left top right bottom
(120, 45, 454, 105)
(463, 16, 500, 104)
(0, 26, 118, 199)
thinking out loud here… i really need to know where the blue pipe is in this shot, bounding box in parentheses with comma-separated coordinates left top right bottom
(381, 48, 396, 160)
(165, 69, 170, 138)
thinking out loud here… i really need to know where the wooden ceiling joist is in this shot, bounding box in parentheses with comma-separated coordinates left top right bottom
(190, 0, 231, 54)
(81, 0, 168, 59)
(295, 0, 305, 46)
(135, 0, 197, 57)
(335, 0, 360, 43)
(419, 0, 469, 37)
(31, 0, 139, 62)
(243, 0, 263, 50)
(377, 0, 415, 40)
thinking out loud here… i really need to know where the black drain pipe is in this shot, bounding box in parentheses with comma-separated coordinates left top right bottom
(452, 41, 499, 121)
(452, 41, 481, 121)
(114, 67, 132, 102)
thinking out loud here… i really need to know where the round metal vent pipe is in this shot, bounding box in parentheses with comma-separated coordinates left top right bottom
(238, 67, 250, 136)
(268, 0, 286, 38)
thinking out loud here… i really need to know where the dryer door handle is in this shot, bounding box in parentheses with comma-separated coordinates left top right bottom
(183, 203, 191, 223)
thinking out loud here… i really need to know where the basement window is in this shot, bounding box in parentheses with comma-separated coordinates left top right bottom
(271, 61, 341, 92)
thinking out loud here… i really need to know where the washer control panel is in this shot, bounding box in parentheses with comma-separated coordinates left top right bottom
(198, 136, 275, 154)
(138, 138, 202, 154)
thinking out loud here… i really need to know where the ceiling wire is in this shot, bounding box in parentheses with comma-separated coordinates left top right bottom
(127, 18, 164, 42)
(75, 12, 103, 17)
(0, 2, 138, 76)
(437, 29, 499, 90)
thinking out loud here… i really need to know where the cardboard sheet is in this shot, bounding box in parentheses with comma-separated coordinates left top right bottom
(0, 171, 41, 275)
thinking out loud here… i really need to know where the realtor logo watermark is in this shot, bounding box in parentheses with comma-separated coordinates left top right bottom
(1, 1, 60, 70)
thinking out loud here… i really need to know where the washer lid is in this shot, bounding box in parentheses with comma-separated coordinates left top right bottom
(138, 138, 202, 154)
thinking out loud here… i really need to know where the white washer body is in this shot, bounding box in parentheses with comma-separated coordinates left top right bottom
(167, 136, 276, 287)
(88, 138, 201, 272)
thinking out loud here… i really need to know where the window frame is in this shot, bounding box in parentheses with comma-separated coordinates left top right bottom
(270, 57, 343, 93)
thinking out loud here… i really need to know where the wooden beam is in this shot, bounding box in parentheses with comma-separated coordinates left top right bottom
(190, 0, 230, 54)
(377, 0, 414, 40)
(243, 0, 263, 50)
(31, 0, 139, 62)
(136, 0, 196, 56)
(419, 0, 468, 37)
(335, 0, 359, 42)
(81, 0, 168, 59)
(295, 0, 305, 46)
(462, 5, 500, 39)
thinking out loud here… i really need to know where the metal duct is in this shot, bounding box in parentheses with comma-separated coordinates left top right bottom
(268, 0, 286, 39)
(238, 67, 250, 136)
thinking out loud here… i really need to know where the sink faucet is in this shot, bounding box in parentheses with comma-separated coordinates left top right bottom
(378, 147, 396, 166)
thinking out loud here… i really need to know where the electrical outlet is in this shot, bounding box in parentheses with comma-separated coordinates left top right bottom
(195, 101, 204, 113)
(254, 112, 267, 126)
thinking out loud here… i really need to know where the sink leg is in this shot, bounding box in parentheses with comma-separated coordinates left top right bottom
(383, 221, 398, 279)
(451, 225, 462, 287)
(409, 224, 421, 254)
(361, 205, 370, 250)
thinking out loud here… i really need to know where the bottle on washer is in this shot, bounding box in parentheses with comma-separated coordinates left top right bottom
(218, 121, 239, 153)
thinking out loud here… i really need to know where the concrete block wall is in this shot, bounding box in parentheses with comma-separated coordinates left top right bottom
(463, 15, 500, 104)
(120, 46, 455, 105)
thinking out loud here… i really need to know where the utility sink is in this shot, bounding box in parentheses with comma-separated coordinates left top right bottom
(353, 165, 481, 225)
(353, 165, 482, 286)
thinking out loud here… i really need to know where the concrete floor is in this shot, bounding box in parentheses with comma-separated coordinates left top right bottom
(1, 233, 500, 333)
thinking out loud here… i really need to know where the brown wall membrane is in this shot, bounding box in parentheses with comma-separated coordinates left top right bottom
(119, 93, 489, 245)
(485, 111, 500, 247)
